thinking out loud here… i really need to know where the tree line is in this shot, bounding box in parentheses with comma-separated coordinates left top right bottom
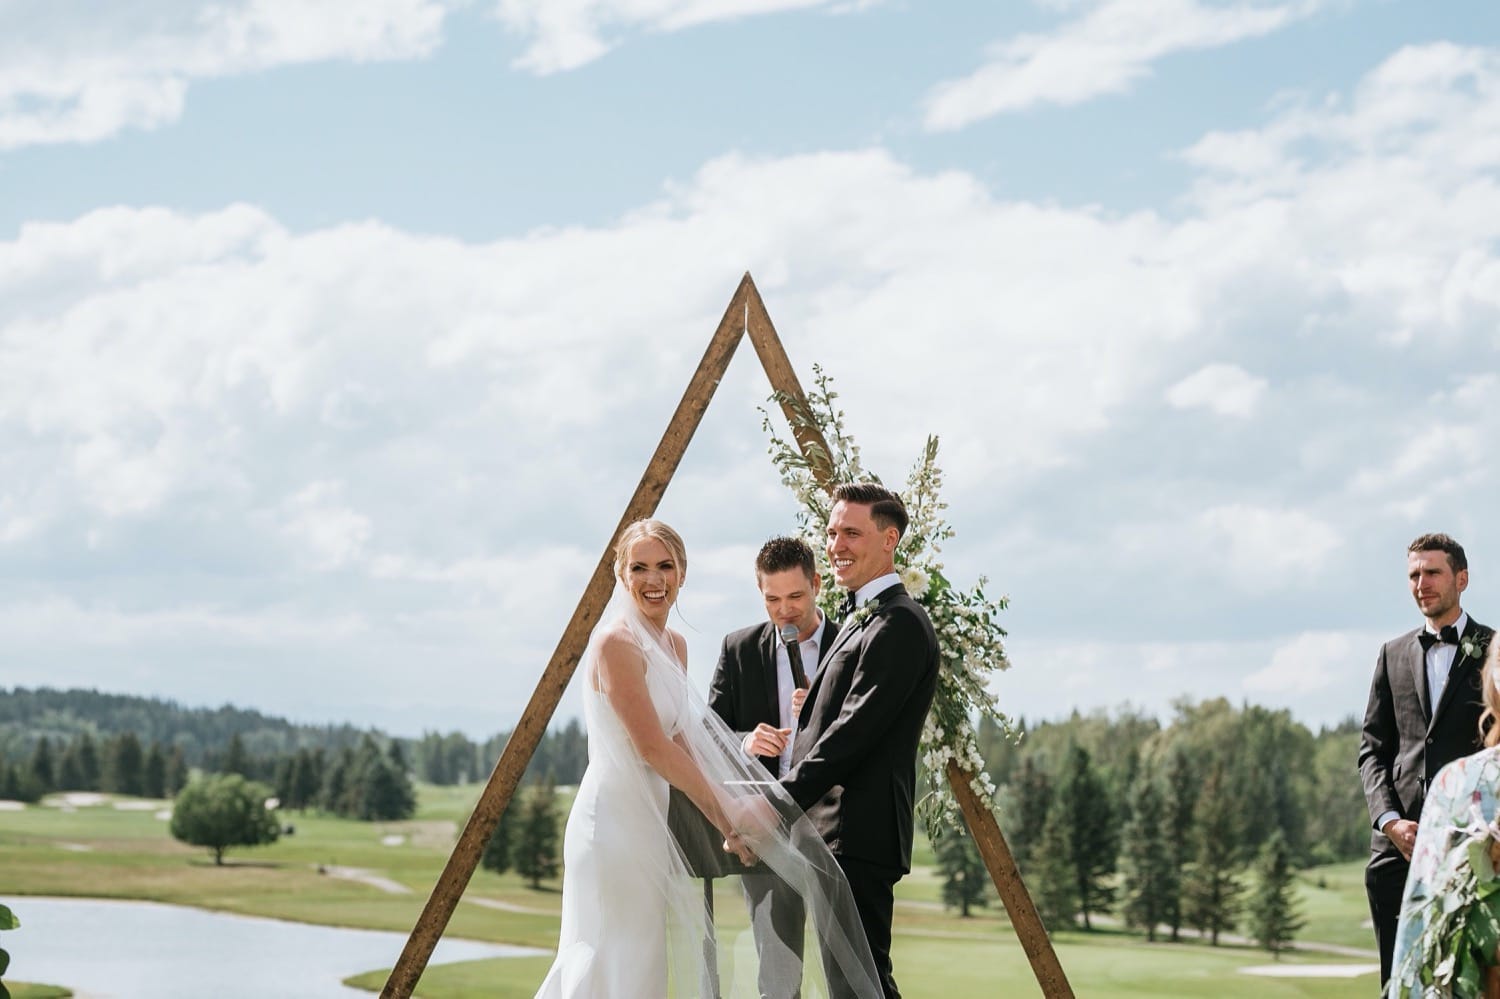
(0, 687, 588, 790)
(965, 697, 1359, 949)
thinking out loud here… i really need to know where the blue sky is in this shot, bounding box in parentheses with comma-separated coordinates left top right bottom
(2, 0, 1498, 738)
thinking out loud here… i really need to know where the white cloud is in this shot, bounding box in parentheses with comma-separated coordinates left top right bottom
(490, 0, 855, 74)
(6, 41, 1500, 731)
(278, 481, 374, 571)
(0, 0, 447, 148)
(1195, 504, 1341, 590)
(924, 0, 1318, 131)
(1243, 630, 1357, 696)
(1166, 363, 1268, 417)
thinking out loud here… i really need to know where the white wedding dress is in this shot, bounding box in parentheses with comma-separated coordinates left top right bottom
(533, 593, 881, 998)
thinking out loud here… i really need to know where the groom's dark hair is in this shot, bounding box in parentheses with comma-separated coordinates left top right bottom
(1410, 532, 1467, 572)
(756, 536, 817, 582)
(833, 482, 909, 539)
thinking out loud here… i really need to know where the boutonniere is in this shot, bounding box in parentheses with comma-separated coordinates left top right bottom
(844, 601, 876, 631)
(1461, 629, 1492, 663)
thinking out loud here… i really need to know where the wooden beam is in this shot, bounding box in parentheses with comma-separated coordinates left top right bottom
(742, 279, 833, 485)
(380, 274, 756, 998)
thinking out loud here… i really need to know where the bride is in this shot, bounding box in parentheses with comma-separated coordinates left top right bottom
(534, 519, 882, 998)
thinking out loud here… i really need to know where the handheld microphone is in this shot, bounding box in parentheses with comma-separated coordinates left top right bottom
(779, 623, 809, 688)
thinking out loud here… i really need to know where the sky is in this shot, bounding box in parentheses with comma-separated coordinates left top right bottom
(2, 0, 1498, 740)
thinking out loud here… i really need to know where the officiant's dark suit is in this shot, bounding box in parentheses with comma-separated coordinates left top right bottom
(709, 619, 841, 774)
(707, 535, 838, 999)
(1359, 533, 1489, 987)
(782, 485, 940, 999)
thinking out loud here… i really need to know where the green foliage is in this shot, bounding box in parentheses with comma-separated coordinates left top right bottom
(1058, 744, 1116, 929)
(935, 825, 990, 917)
(1032, 804, 1077, 932)
(1247, 830, 1306, 956)
(1009, 755, 1052, 872)
(1182, 763, 1243, 945)
(169, 772, 281, 865)
(1119, 770, 1177, 942)
(515, 777, 561, 889)
(482, 795, 522, 876)
(0, 901, 17, 999)
(1162, 746, 1198, 941)
(101, 731, 145, 795)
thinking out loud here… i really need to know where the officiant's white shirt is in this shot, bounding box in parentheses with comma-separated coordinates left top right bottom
(775, 613, 827, 777)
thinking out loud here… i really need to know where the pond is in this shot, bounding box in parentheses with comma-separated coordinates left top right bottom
(3, 896, 547, 998)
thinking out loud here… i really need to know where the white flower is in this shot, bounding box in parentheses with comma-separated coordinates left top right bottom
(900, 565, 931, 597)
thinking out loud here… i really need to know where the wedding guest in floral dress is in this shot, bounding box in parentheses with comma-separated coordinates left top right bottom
(1390, 635, 1500, 998)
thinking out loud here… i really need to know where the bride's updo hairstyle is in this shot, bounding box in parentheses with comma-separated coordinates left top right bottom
(1482, 639, 1500, 748)
(613, 519, 688, 586)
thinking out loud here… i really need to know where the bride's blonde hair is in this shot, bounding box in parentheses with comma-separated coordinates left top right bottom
(1482, 638, 1500, 748)
(613, 519, 688, 585)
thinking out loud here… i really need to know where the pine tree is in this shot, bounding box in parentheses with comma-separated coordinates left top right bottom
(221, 733, 251, 778)
(1247, 830, 1305, 957)
(102, 732, 145, 796)
(55, 737, 85, 790)
(1010, 755, 1053, 871)
(1058, 744, 1116, 929)
(164, 745, 189, 795)
(1163, 747, 1198, 942)
(76, 732, 102, 790)
(1033, 804, 1078, 932)
(142, 742, 168, 799)
(1119, 771, 1176, 942)
(27, 736, 55, 793)
(515, 777, 562, 889)
(1182, 762, 1243, 945)
(481, 797, 521, 876)
(936, 826, 991, 917)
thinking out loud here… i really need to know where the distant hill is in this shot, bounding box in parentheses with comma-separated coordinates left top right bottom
(0, 686, 587, 786)
(0, 686, 372, 765)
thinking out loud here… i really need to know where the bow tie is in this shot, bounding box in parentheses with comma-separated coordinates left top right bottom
(837, 593, 857, 620)
(1419, 625, 1461, 652)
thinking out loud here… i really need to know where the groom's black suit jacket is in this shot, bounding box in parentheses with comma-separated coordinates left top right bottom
(783, 583, 939, 874)
(1358, 615, 1491, 867)
(708, 617, 841, 774)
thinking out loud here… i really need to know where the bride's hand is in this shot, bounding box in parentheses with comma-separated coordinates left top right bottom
(723, 830, 758, 866)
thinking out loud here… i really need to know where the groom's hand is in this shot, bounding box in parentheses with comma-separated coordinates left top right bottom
(1382, 818, 1418, 860)
(743, 724, 792, 758)
(723, 830, 758, 866)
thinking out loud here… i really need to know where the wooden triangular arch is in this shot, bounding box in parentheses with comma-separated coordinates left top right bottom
(382, 274, 1075, 998)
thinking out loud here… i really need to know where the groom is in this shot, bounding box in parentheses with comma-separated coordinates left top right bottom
(780, 483, 939, 999)
(1359, 532, 1491, 987)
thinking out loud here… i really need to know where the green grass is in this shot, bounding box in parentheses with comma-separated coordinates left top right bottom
(6, 985, 73, 999)
(0, 787, 1381, 998)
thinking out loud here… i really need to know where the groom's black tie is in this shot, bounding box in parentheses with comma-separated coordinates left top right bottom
(837, 592, 857, 621)
(1419, 625, 1461, 651)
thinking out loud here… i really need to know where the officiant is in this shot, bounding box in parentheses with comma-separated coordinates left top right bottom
(706, 535, 841, 999)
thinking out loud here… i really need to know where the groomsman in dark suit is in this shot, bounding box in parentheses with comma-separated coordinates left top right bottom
(1360, 532, 1491, 988)
(781, 483, 939, 999)
(708, 535, 839, 999)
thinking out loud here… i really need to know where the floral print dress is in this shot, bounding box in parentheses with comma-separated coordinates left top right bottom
(1390, 746, 1500, 998)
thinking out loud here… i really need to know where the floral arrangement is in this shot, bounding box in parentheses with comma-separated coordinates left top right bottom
(762, 366, 1018, 837)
